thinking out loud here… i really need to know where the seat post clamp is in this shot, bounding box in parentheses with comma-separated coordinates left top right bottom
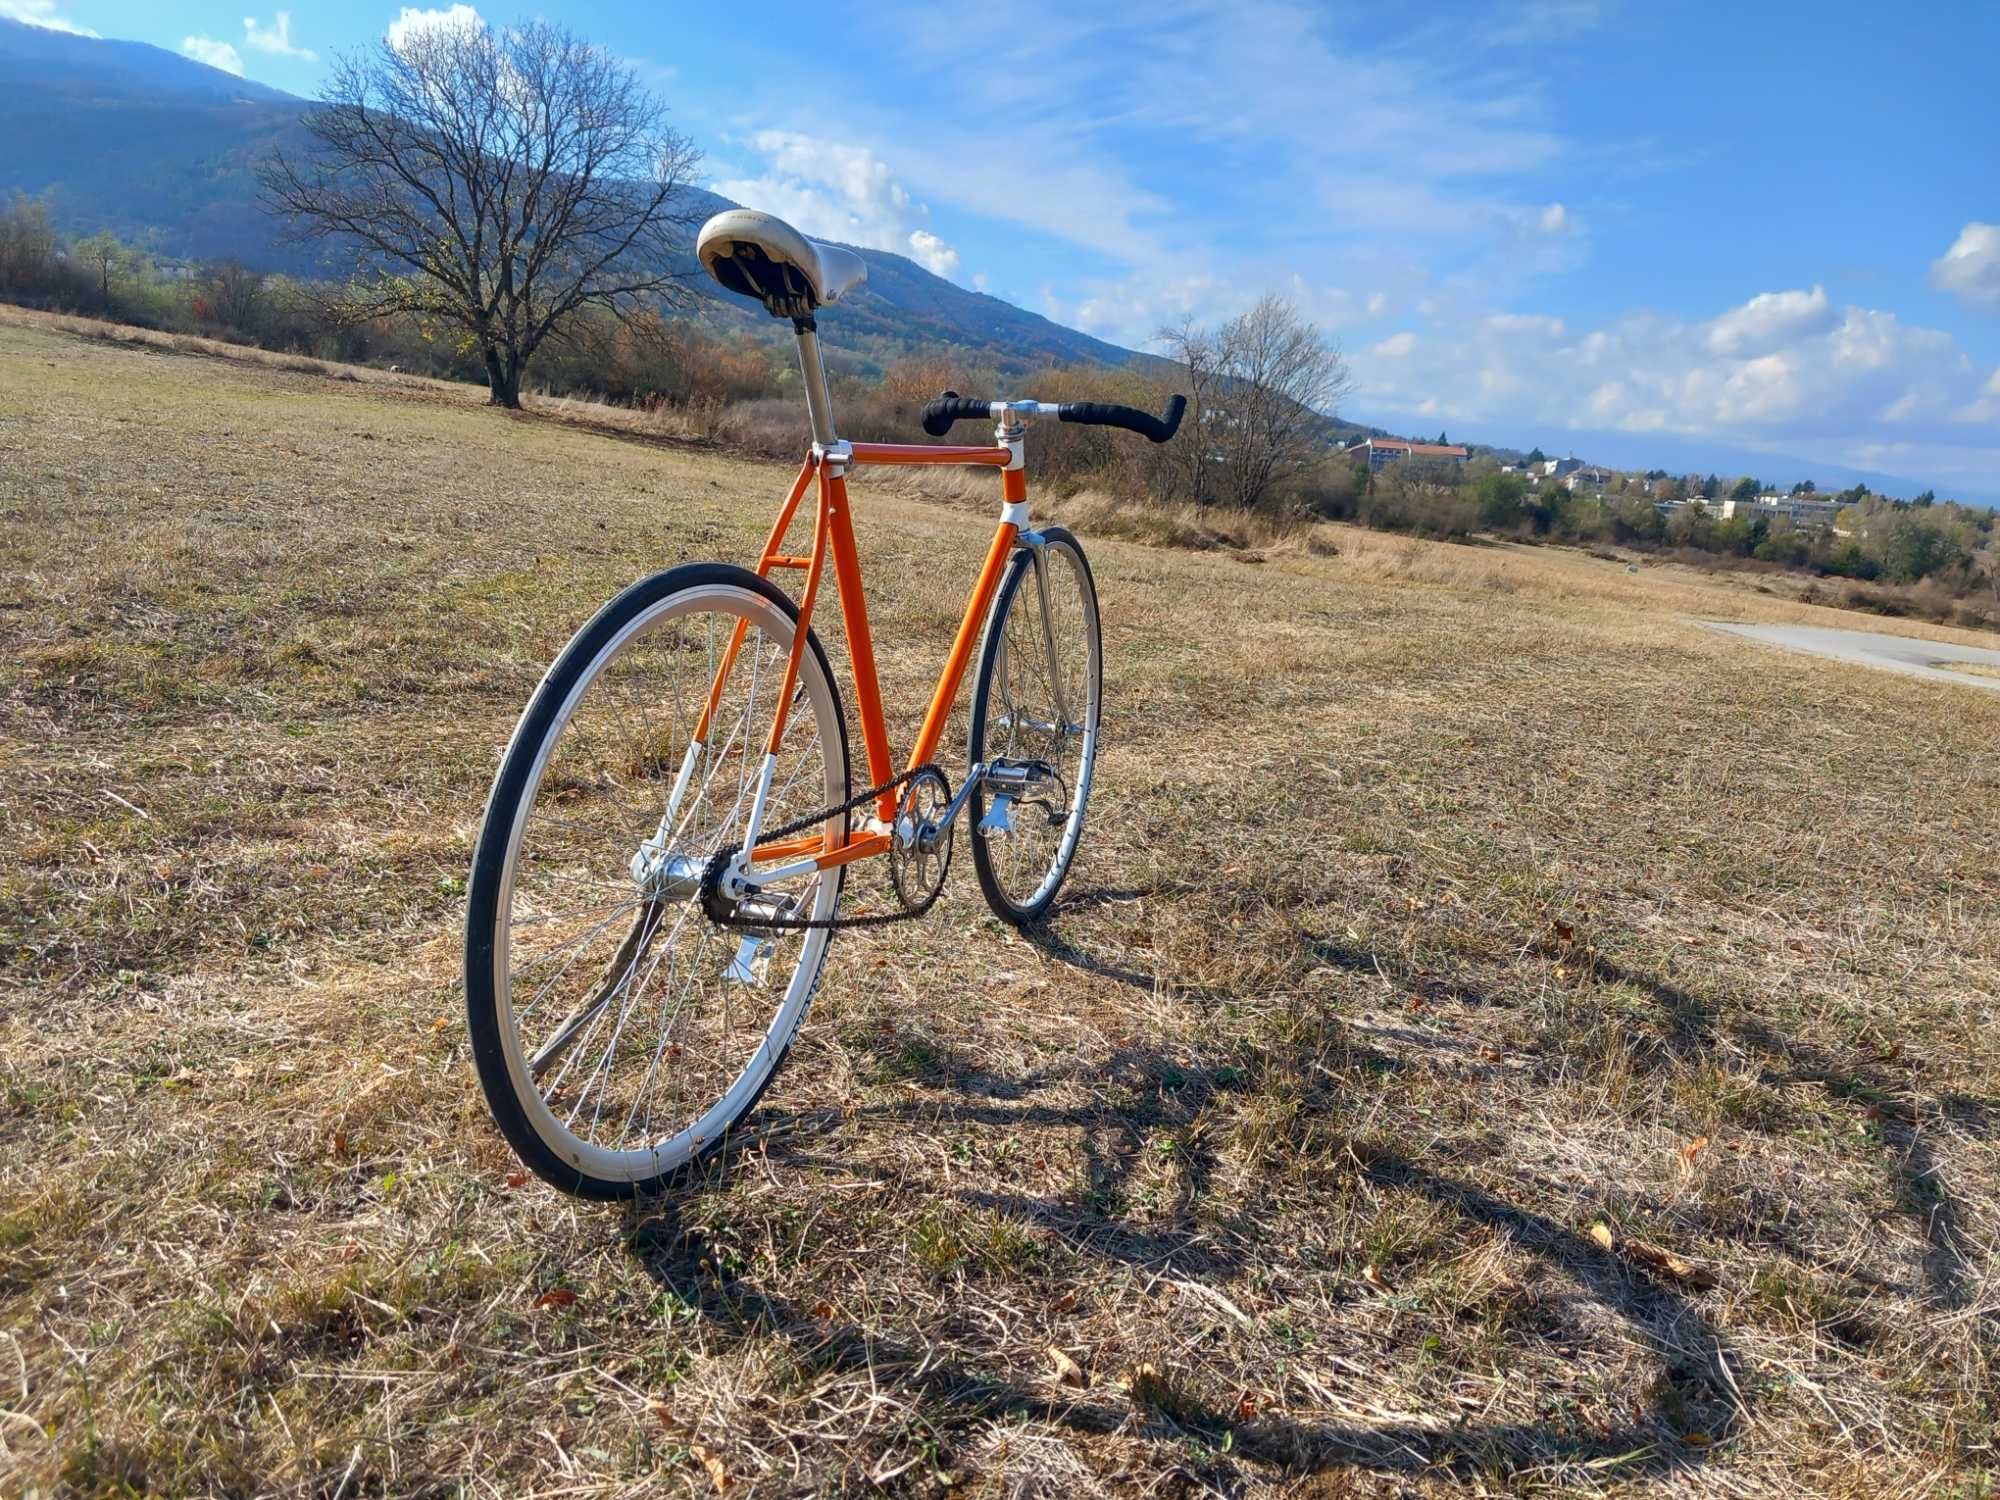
(812, 439, 854, 477)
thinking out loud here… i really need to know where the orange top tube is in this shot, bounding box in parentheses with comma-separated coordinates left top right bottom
(847, 442, 1010, 467)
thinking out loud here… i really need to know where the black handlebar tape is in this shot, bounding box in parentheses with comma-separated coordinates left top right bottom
(919, 392, 996, 437)
(1055, 394, 1188, 444)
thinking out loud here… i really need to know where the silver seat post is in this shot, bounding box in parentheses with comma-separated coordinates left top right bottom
(793, 317, 837, 448)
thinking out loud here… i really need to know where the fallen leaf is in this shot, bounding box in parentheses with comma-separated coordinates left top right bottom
(1622, 1238, 1719, 1290)
(1122, 1362, 1170, 1407)
(1049, 1290, 1078, 1315)
(1588, 1221, 1617, 1252)
(1236, 1391, 1259, 1420)
(689, 1442, 732, 1492)
(1480, 1045, 1504, 1063)
(503, 1170, 529, 1190)
(339, 1241, 363, 1262)
(1552, 919, 1576, 944)
(1678, 1135, 1710, 1175)
(1682, 1431, 1712, 1447)
(535, 1288, 578, 1310)
(1362, 1263, 1393, 1293)
(431, 1016, 448, 1035)
(330, 1129, 351, 1158)
(811, 1300, 835, 1320)
(1047, 1346, 1086, 1388)
(646, 1396, 673, 1428)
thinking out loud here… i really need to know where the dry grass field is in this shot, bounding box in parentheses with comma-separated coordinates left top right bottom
(2, 309, 1997, 1498)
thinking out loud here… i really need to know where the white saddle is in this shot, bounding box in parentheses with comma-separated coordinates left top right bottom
(696, 209, 866, 319)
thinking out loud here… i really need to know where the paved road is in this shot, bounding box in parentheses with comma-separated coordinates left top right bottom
(1703, 620, 2000, 694)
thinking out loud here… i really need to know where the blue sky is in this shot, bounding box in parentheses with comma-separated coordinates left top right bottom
(9, 0, 2000, 497)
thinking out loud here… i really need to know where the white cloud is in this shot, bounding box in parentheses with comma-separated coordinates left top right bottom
(386, 4, 482, 52)
(0, 0, 96, 35)
(1064, 273, 1221, 339)
(1352, 289, 1995, 489)
(809, 0, 1587, 315)
(1704, 285, 1836, 356)
(1930, 222, 2000, 312)
(905, 230, 958, 279)
(1488, 313, 1565, 336)
(714, 132, 964, 284)
(1372, 332, 1417, 357)
(1955, 368, 2000, 425)
(243, 11, 315, 61)
(180, 35, 245, 74)
(1479, 0, 1605, 46)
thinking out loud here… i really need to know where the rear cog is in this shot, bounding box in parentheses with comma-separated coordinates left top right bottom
(889, 766, 954, 913)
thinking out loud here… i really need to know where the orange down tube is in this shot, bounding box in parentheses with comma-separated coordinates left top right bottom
(908, 509, 1020, 776)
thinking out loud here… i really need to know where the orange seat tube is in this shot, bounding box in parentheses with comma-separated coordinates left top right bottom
(824, 469, 898, 820)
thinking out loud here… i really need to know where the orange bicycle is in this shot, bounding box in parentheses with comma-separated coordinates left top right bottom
(465, 209, 1185, 1197)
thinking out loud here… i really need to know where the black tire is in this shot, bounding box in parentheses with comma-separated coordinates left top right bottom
(967, 529, 1102, 925)
(465, 563, 848, 1199)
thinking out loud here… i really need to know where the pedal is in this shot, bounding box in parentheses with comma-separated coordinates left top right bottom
(978, 794, 1017, 837)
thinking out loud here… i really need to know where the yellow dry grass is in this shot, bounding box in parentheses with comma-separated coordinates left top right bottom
(2, 311, 1997, 1497)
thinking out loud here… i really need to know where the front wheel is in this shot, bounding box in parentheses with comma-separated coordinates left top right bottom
(967, 528, 1102, 924)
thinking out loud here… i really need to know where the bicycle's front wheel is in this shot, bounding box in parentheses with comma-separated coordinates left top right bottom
(465, 564, 848, 1198)
(967, 528, 1102, 924)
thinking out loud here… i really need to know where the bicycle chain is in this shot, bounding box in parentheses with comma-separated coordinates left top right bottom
(699, 763, 952, 932)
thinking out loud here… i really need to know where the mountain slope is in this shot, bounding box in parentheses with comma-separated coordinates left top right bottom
(0, 19, 1153, 378)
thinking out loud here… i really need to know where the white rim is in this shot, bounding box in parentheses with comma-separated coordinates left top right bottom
(982, 541, 1100, 912)
(489, 584, 842, 1185)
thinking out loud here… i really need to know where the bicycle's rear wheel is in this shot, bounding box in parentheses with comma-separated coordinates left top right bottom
(967, 528, 1101, 924)
(465, 564, 848, 1198)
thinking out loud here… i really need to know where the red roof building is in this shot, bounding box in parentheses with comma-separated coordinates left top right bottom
(1347, 437, 1470, 469)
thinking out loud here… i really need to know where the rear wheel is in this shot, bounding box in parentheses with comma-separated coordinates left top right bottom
(465, 564, 848, 1199)
(967, 529, 1101, 924)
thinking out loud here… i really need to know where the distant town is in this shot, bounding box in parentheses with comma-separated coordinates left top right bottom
(1348, 436, 1888, 533)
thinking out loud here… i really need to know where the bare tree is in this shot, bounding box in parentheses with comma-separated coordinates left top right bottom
(259, 15, 700, 408)
(198, 258, 267, 332)
(1155, 314, 1225, 515)
(1158, 297, 1351, 512)
(73, 231, 133, 310)
(1216, 296, 1352, 509)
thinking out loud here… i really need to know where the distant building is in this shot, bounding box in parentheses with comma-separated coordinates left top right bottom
(1720, 494, 1841, 527)
(1563, 466, 1614, 493)
(1346, 437, 1469, 470)
(1537, 456, 1583, 481)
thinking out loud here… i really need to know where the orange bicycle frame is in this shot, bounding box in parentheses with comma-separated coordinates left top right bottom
(702, 430, 1029, 878)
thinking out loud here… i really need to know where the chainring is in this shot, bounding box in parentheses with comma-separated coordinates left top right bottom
(888, 766, 955, 911)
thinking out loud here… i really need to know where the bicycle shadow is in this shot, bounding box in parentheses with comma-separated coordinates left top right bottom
(622, 1144, 1743, 1482)
(621, 915, 1764, 1484)
(618, 883, 1991, 1484)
